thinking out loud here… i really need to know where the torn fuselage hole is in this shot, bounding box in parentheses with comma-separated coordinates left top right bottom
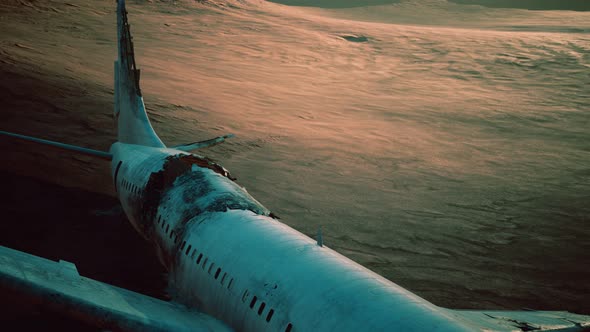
(135, 152, 270, 268)
(140, 153, 237, 232)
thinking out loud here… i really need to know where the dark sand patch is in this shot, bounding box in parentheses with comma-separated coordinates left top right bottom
(449, 0, 590, 12)
(339, 35, 369, 42)
(266, 0, 400, 9)
(0, 171, 167, 330)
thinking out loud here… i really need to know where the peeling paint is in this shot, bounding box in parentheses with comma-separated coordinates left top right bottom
(133, 152, 271, 271)
(138, 154, 235, 235)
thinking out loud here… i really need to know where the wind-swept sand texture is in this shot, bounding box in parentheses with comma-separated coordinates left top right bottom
(1, 0, 589, 327)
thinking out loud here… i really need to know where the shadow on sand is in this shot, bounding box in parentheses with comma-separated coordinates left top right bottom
(449, 0, 590, 11)
(266, 0, 401, 9)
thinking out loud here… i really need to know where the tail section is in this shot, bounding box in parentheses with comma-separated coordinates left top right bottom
(115, 0, 164, 147)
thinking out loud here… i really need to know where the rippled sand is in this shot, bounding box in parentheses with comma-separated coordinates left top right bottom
(1, 0, 589, 317)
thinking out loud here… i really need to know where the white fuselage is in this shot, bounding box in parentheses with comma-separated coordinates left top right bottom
(110, 142, 473, 332)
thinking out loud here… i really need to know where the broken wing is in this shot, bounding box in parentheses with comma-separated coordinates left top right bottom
(446, 308, 590, 331)
(0, 245, 232, 332)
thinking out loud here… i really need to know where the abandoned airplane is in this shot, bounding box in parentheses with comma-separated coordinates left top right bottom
(0, 0, 588, 331)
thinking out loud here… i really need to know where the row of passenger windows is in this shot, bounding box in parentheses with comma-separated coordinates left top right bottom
(156, 213, 293, 332)
(242, 287, 294, 331)
(121, 178, 142, 196)
(156, 215, 235, 291)
(159, 215, 180, 245)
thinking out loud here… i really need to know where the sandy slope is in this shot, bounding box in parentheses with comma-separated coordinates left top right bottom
(298, 1, 590, 32)
(1, 0, 589, 323)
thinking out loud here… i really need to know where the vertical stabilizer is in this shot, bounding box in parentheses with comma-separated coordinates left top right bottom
(115, 0, 165, 147)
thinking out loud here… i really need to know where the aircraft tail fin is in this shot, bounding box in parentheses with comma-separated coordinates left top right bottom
(114, 0, 164, 147)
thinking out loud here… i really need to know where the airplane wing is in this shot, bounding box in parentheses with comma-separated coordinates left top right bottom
(446, 308, 590, 331)
(0, 245, 232, 331)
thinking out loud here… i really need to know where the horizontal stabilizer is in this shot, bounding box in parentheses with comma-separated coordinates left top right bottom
(172, 134, 235, 152)
(0, 130, 112, 160)
(0, 245, 233, 331)
(447, 308, 590, 331)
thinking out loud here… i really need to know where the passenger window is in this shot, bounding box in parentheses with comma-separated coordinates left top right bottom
(181, 241, 186, 251)
(114, 161, 123, 191)
(258, 302, 266, 315)
(188, 246, 193, 257)
(249, 296, 257, 309)
(170, 231, 174, 239)
(208, 263, 214, 274)
(202, 258, 208, 269)
(285, 323, 293, 332)
(266, 309, 274, 322)
(214, 268, 221, 279)
(242, 290, 249, 302)
(196, 253, 203, 264)
(228, 278, 234, 290)
(165, 224, 169, 234)
(221, 272, 227, 285)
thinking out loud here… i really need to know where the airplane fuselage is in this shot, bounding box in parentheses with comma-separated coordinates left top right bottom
(111, 142, 473, 332)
